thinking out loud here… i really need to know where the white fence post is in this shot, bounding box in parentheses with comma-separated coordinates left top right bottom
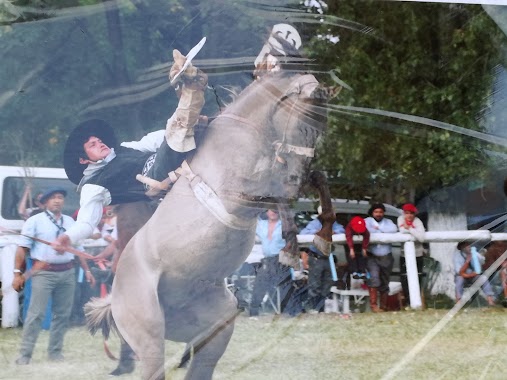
(404, 241, 422, 309)
(1, 244, 20, 327)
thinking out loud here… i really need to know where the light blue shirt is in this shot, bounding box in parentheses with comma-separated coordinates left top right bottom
(300, 218, 345, 256)
(453, 249, 483, 275)
(18, 211, 79, 264)
(256, 219, 286, 258)
(300, 219, 345, 235)
(365, 216, 397, 256)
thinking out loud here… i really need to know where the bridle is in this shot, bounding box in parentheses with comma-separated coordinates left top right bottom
(216, 73, 323, 165)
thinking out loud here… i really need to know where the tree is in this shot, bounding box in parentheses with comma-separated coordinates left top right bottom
(304, 1, 507, 298)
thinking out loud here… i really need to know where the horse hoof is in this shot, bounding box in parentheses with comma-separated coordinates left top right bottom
(109, 361, 135, 376)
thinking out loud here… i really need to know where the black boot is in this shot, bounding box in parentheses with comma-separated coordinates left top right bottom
(109, 341, 136, 376)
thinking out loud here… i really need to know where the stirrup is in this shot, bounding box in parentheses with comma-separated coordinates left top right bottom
(136, 175, 172, 197)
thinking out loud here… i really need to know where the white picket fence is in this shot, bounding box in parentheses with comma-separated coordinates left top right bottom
(297, 231, 507, 309)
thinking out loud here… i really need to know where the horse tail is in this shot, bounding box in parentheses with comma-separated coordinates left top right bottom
(84, 294, 119, 339)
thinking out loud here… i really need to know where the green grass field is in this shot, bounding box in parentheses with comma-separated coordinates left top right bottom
(1, 308, 507, 380)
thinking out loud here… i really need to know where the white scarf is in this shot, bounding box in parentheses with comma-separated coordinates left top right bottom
(78, 149, 116, 190)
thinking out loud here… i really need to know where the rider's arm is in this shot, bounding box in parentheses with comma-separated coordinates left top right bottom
(120, 130, 166, 152)
(64, 184, 112, 244)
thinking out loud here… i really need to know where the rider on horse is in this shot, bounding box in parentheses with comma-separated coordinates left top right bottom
(51, 24, 303, 253)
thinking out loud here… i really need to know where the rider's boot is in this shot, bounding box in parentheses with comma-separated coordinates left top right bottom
(109, 340, 136, 376)
(166, 49, 208, 153)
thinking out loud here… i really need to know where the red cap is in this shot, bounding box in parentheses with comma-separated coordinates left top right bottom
(350, 216, 366, 233)
(402, 203, 418, 213)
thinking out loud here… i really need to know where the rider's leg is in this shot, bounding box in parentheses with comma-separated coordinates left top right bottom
(146, 50, 207, 183)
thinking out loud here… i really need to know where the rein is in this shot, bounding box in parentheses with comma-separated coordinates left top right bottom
(216, 74, 320, 164)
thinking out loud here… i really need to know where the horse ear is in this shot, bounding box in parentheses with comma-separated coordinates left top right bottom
(307, 84, 341, 103)
(318, 85, 342, 100)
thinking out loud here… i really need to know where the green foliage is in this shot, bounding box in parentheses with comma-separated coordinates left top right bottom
(308, 1, 507, 204)
(0, 0, 269, 166)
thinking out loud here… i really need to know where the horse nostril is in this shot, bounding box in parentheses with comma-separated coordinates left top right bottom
(288, 175, 299, 184)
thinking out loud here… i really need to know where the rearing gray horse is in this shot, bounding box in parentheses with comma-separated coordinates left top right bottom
(86, 70, 328, 380)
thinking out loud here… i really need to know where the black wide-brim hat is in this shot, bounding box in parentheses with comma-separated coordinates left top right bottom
(64, 119, 117, 185)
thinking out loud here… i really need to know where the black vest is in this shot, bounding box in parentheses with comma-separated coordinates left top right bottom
(84, 147, 153, 205)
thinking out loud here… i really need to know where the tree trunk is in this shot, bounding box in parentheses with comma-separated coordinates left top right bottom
(421, 186, 467, 299)
(427, 211, 467, 299)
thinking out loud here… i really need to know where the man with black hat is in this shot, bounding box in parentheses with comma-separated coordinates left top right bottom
(52, 49, 208, 251)
(364, 203, 397, 312)
(12, 188, 95, 365)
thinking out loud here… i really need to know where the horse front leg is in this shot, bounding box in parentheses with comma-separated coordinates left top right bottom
(278, 203, 301, 269)
(308, 170, 335, 255)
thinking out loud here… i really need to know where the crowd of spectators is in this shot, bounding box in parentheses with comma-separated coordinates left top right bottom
(241, 202, 507, 317)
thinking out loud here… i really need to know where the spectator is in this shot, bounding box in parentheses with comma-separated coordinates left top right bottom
(397, 203, 426, 304)
(300, 207, 345, 313)
(249, 209, 290, 317)
(18, 184, 44, 220)
(12, 188, 95, 365)
(454, 242, 495, 306)
(500, 261, 507, 307)
(482, 241, 507, 305)
(365, 203, 398, 312)
(344, 216, 370, 280)
(100, 206, 117, 244)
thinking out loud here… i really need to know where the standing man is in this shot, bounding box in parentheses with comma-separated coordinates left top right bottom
(12, 188, 95, 365)
(300, 207, 345, 313)
(365, 203, 398, 312)
(249, 209, 289, 317)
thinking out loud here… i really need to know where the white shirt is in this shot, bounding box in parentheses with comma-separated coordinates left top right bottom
(65, 129, 166, 244)
(397, 215, 426, 257)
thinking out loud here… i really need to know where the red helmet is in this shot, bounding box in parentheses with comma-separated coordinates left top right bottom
(402, 203, 418, 214)
(350, 216, 366, 234)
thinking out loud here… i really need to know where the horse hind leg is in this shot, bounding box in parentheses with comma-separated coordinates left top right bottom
(184, 321, 234, 380)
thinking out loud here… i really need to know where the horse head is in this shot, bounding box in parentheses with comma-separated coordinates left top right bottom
(258, 72, 328, 198)
(210, 72, 328, 206)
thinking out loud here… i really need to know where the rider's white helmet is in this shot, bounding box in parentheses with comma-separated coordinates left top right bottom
(254, 24, 302, 75)
(271, 23, 302, 51)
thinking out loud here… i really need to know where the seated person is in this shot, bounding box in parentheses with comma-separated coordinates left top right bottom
(454, 242, 495, 306)
(482, 241, 507, 306)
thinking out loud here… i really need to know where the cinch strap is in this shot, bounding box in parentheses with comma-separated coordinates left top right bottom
(176, 161, 256, 231)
